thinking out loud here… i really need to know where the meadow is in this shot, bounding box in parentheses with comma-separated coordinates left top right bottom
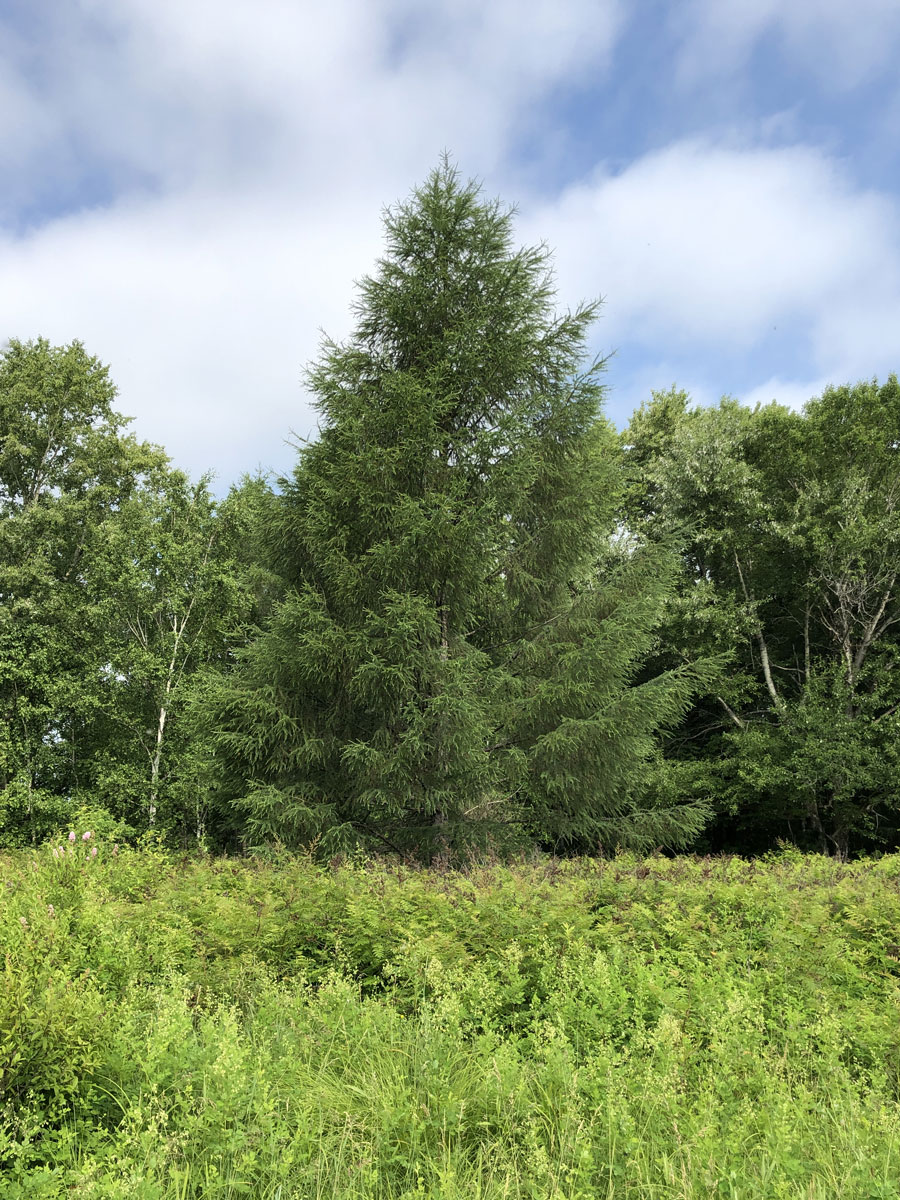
(3, 835, 900, 1198)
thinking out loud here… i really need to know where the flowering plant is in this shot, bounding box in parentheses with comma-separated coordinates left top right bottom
(51, 830, 111, 862)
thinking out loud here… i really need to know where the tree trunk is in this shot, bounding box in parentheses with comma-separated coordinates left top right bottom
(803, 603, 811, 686)
(148, 703, 167, 826)
(431, 596, 451, 862)
(149, 634, 180, 826)
(805, 799, 827, 855)
(734, 553, 783, 709)
(828, 820, 849, 862)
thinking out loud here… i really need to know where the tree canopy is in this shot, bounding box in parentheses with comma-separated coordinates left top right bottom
(1, 170, 897, 861)
(624, 378, 900, 858)
(0, 337, 268, 847)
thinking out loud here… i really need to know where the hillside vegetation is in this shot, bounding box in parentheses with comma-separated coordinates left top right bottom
(3, 841, 900, 1197)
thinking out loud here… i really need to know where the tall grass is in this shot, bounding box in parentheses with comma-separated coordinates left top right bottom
(3, 840, 900, 1197)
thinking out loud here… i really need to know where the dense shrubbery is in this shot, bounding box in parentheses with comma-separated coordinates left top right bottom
(3, 842, 900, 1197)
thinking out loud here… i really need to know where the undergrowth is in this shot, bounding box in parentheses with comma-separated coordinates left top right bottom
(3, 838, 900, 1197)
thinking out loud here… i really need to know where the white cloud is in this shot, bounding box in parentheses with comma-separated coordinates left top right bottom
(2, 1, 898, 476)
(0, 0, 623, 481)
(738, 375, 833, 414)
(523, 140, 900, 386)
(1, 186, 385, 481)
(2, 0, 623, 196)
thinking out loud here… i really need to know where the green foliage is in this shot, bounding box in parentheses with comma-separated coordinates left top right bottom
(215, 163, 711, 859)
(623, 377, 900, 856)
(86, 469, 271, 845)
(0, 337, 273, 849)
(2, 181, 896, 864)
(3, 848, 900, 1196)
(0, 338, 165, 846)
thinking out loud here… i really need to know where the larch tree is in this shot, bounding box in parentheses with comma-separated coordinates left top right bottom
(214, 164, 710, 859)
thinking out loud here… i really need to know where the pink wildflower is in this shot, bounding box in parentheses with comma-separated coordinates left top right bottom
(112, 844, 119, 855)
(90, 847, 98, 858)
(68, 831, 76, 843)
(82, 831, 92, 841)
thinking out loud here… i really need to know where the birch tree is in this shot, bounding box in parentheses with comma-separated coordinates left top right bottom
(94, 470, 268, 842)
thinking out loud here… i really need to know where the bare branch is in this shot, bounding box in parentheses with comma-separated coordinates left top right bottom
(852, 575, 897, 680)
(716, 695, 746, 730)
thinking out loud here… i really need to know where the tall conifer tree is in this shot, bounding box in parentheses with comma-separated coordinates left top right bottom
(215, 164, 709, 857)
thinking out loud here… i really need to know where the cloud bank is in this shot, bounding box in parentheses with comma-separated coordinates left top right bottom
(1, 0, 898, 481)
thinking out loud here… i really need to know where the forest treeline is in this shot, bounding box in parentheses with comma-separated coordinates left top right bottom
(2, 165, 898, 860)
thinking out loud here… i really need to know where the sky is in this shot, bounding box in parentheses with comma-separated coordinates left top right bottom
(2, 0, 899, 486)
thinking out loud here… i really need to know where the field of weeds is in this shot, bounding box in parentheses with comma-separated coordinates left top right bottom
(3, 838, 900, 1198)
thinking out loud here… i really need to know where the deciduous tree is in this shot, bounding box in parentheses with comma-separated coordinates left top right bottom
(624, 378, 900, 857)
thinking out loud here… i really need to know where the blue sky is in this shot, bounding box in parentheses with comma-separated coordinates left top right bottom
(2, 0, 899, 484)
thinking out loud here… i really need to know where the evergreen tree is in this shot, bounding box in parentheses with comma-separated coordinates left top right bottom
(215, 164, 709, 858)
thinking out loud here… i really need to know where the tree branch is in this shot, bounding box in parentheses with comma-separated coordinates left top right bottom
(716, 695, 746, 730)
(733, 552, 782, 710)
